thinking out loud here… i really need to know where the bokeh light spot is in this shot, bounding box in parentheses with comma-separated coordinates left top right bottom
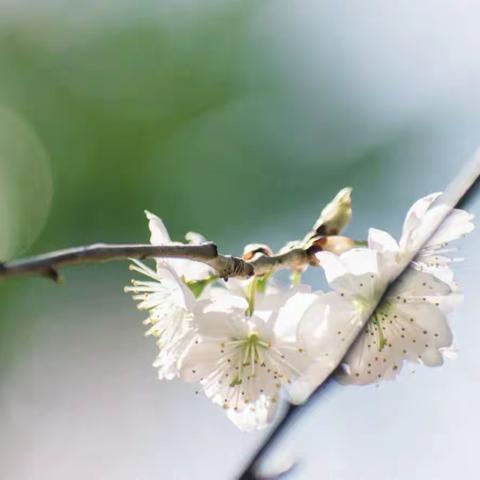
(0, 106, 53, 259)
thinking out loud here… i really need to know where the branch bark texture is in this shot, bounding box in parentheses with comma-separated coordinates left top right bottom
(0, 242, 314, 282)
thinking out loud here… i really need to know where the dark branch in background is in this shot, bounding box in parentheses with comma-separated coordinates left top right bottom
(237, 149, 480, 479)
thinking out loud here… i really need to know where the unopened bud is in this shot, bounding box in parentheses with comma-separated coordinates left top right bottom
(306, 187, 352, 239)
(243, 243, 273, 261)
(307, 235, 355, 255)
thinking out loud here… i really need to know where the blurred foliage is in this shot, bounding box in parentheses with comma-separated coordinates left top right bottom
(0, 1, 405, 262)
(0, 2, 273, 248)
(0, 106, 52, 259)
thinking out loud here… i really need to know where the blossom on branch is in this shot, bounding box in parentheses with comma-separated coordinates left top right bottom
(124, 190, 474, 429)
(145, 210, 214, 283)
(125, 259, 197, 380)
(372, 193, 474, 284)
(125, 212, 214, 380)
(294, 194, 474, 396)
(180, 287, 315, 431)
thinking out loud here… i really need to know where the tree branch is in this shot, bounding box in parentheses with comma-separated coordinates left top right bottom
(0, 186, 356, 283)
(0, 242, 317, 282)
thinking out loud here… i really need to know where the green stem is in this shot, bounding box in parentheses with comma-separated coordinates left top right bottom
(245, 276, 258, 317)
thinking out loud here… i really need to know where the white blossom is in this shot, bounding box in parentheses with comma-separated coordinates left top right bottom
(146, 210, 214, 282)
(337, 266, 453, 385)
(124, 193, 474, 428)
(125, 212, 217, 379)
(294, 240, 454, 397)
(336, 198, 474, 386)
(125, 259, 197, 380)
(377, 193, 474, 284)
(180, 288, 315, 430)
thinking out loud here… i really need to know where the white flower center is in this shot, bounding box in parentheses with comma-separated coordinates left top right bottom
(201, 330, 303, 412)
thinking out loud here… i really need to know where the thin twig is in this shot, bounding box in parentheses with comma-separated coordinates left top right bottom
(0, 186, 357, 283)
(0, 242, 315, 282)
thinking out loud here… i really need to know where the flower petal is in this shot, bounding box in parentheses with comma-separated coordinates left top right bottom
(426, 208, 475, 247)
(316, 249, 378, 294)
(179, 340, 221, 382)
(193, 305, 248, 339)
(145, 210, 171, 244)
(226, 396, 278, 431)
(389, 268, 451, 298)
(400, 193, 440, 246)
(368, 228, 399, 254)
(338, 301, 452, 385)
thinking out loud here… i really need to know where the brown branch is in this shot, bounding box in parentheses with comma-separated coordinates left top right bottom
(0, 242, 318, 282)
(0, 187, 357, 283)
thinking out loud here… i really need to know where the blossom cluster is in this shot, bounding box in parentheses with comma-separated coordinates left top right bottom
(125, 192, 474, 430)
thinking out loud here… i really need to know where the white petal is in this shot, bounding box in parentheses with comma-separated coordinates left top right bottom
(153, 331, 195, 380)
(316, 249, 379, 295)
(426, 291, 463, 313)
(199, 288, 248, 313)
(174, 258, 214, 282)
(145, 210, 171, 244)
(426, 208, 475, 247)
(226, 396, 278, 431)
(179, 340, 220, 382)
(145, 211, 213, 281)
(315, 251, 348, 282)
(298, 293, 359, 357)
(295, 292, 369, 395)
(193, 305, 248, 339)
(398, 302, 453, 349)
(338, 248, 379, 277)
(157, 263, 196, 311)
(400, 193, 440, 246)
(287, 362, 332, 404)
(338, 300, 452, 385)
(128, 259, 195, 310)
(273, 291, 319, 341)
(389, 268, 451, 298)
(368, 228, 399, 254)
(185, 231, 208, 244)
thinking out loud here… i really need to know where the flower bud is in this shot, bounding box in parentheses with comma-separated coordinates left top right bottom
(306, 187, 352, 239)
(243, 243, 273, 261)
(306, 235, 355, 256)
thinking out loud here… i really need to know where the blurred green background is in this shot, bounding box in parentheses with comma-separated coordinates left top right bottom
(1, 1, 480, 479)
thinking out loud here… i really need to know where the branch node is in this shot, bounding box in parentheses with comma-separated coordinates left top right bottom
(45, 267, 62, 283)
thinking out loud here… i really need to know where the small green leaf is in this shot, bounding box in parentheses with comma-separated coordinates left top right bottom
(185, 275, 218, 298)
(256, 273, 270, 293)
(245, 277, 257, 317)
(290, 270, 302, 286)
